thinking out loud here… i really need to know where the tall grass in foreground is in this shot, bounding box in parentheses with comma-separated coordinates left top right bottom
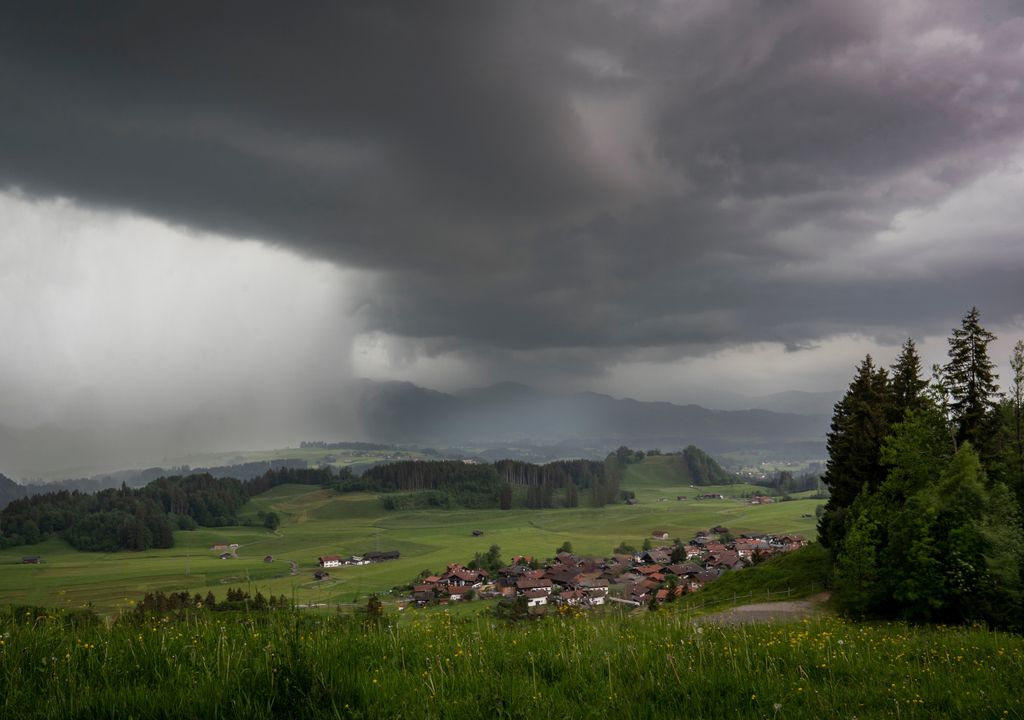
(1, 605, 1022, 719)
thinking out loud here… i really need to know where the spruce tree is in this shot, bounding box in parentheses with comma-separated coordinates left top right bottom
(891, 338, 929, 418)
(1003, 340, 1024, 503)
(944, 307, 1000, 453)
(817, 354, 894, 549)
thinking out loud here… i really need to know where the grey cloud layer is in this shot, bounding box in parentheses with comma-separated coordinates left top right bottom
(2, 0, 1023, 369)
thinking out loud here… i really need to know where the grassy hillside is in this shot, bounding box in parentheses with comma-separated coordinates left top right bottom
(0, 456, 823, 614)
(678, 543, 831, 611)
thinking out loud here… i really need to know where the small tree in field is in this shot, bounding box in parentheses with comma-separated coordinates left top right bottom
(365, 594, 383, 621)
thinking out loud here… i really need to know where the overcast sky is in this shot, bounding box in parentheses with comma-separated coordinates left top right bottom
(2, 1, 1023, 449)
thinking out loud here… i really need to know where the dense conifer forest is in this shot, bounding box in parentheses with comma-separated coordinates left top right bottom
(821, 308, 1024, 628)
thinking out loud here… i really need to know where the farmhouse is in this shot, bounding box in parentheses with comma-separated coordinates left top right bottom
(651, 530, 670, 540)
(582, 581, 609, 605)
(516, 578, 553, 594)
(21, 555, 41, 564)
(444, 586, 473, 602)
(318, 555, 343, 568)
(441, 565, 486, 587)
(524, 589, 549, 607)
(557, 589, 586, 606)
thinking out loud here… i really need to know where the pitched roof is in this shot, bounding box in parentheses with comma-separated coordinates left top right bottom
(516, 579, 552, 590)
(636, 564, 664, 575)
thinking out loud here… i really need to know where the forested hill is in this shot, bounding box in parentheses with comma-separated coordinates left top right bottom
(340, 456, 625, 510)
(338, 446, 736, 511)
(0, 460, 314, 516)
(0, 467, 338, 553)
(663, 445, 738, 485)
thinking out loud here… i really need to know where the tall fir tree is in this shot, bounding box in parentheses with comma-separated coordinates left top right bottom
(890, 338, 929, 418)
(817, 354, 894, 549)
(944, 307, 1001, 454)
(1003, 340, 1024, 503)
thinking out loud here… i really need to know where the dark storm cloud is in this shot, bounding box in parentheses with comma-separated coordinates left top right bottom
(2, 0, 1023, 373)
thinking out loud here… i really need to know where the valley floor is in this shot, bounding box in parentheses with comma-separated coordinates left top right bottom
(0, 461, 820, 615)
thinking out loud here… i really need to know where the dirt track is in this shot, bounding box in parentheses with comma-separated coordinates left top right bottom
(694, 592, 832, 626)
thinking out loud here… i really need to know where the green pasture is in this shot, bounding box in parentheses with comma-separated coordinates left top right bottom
(0, 458, 821, 615)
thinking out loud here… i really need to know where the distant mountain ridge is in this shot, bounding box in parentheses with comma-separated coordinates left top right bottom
(355, 379, 827, 456)
(0, 380, 829, 484)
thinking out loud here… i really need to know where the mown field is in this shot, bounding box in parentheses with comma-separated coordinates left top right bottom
(1, 605, 1022, 719)
(0, 456, 821, 615)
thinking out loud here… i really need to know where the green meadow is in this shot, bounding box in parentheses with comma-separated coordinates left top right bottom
(2, 607, 1022, 719)
(0, 456, 821, 615)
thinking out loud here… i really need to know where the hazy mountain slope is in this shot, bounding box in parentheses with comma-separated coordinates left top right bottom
(0, 472, 25, 510)
(355, 380, 827, 454)
(748, 390, 842, 416)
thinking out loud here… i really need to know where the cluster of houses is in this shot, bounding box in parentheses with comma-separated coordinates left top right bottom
(410, 555, 611, 609)
(610, 530, 806, 604)
(407, 530, 805, 610)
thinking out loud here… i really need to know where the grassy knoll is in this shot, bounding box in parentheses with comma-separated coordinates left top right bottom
(0, 458, 822, 615)
(678, 543, 832, 612)
(1, 605, 1022, 719)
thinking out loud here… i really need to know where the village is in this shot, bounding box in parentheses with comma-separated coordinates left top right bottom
(404, 529, 806, 611)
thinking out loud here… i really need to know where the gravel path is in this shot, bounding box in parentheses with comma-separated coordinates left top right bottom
(694, 592, 832, 626)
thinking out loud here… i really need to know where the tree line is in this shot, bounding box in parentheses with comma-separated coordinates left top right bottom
(821, 308, 1024, 627)
(342, 455, 629, 510)
(0, 466, 340, 552)
(127, 588, 292, 618)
